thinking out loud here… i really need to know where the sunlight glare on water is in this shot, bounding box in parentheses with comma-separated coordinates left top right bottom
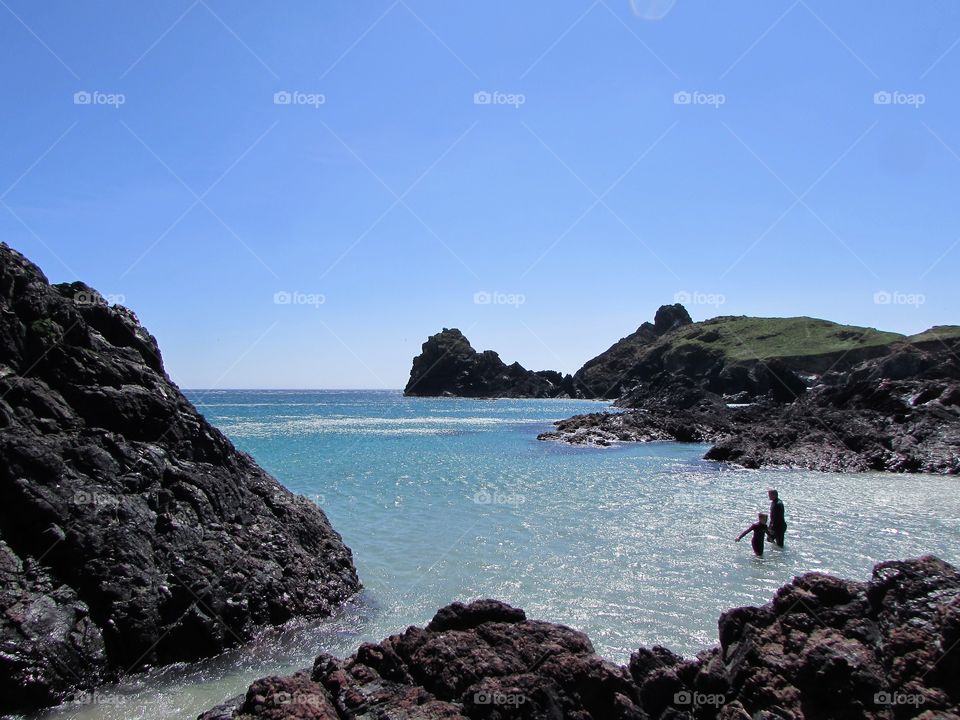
(26, 390, 960, 720)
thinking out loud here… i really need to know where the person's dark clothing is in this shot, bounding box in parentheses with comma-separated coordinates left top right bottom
(741, 522, 769, 556)
(769, 498, 786, 547)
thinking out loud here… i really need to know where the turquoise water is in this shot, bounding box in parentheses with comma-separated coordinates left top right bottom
(28, 390, 960, 720)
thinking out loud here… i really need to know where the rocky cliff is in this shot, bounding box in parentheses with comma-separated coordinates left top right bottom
(573, 304, 906, 405)
(200, 556, 960, 720)
(0, 243, 361, 714)
(404, 328, 576, 398)
(542, 340, 960, 473)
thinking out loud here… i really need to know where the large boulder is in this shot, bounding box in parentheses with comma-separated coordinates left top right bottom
(0, 243, 361, 714)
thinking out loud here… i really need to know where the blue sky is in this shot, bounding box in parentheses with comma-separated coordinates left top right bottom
(1, 0, 958, 388)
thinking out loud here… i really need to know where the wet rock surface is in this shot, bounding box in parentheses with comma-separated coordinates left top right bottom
(201, 557, 960, 720)
(0, 244, 360, 714)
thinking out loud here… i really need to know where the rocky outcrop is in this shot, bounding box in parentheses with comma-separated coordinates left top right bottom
(704, 342, 960, 474)
(575, 308, 812, 405)
(573, 303, 693, 399)
(538, 393, 732, 447)
(404, 328, 576, 398)
(0, 243, 360, 715)
(201, 556, 960, 719)
(544, 341, 960, 474)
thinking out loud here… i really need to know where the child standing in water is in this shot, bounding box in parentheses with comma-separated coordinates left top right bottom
(736, 512, 772, 556)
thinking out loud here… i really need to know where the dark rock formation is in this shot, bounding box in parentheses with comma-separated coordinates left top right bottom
(705, 342, 960, 474)
(538, 394, 732, 447)
(545, 327, 960, 474)
(404, 328, 576, 398)
(573, 303, 692, 399)
(201, 556, 960, 719)
(0, 243, 360, 715)
(573, 305, 813, 405)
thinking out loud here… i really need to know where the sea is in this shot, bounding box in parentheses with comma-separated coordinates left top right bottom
(24, 389, 960, 720)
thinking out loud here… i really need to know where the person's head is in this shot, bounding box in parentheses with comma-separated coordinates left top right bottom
(768, 488, 778, 501)
(759, 512, 768, 523)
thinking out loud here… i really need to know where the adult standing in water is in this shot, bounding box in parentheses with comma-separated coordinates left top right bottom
(768, 489, 786, 547)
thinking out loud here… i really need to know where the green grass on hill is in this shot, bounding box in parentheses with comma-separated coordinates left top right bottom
(665, 316, 904, 361)
(906, 325, 960, 344)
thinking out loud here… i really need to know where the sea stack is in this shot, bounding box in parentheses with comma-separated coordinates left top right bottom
(0, 243, 361, 714)
(404, 328, 576, 398)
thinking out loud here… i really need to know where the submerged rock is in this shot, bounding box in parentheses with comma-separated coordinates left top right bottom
(404, 328, 576, 398)
(0, 243, 361, 714)
(201, 556, 960, 719)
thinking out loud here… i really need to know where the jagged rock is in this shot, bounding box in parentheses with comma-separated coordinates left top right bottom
(201, 557, 960, 720)
(404, 328, 575, 398)
(0, 243, 361, 714)
(546, 331, 959, 474)
(704, 343, 960, 474)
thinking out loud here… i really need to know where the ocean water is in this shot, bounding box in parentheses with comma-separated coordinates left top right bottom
(26, 390, 960, 720)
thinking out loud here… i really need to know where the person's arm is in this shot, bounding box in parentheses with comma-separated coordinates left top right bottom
(736, 526, 752, 542)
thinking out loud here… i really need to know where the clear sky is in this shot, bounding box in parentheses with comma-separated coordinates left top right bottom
(1, 0, 957, 388)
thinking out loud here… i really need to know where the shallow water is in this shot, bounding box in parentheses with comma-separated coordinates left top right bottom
(24, 390, 960, 720)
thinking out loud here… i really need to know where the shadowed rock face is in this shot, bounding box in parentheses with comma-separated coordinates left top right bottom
(0, 243, 360, 714)
(404, 328, 576, 398)
(202, 557, 960, 720)
(703, 342, 960, 474)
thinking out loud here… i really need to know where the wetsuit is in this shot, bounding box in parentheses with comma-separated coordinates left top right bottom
(745, 522, 769, 556)
(769, 499, 786, 547)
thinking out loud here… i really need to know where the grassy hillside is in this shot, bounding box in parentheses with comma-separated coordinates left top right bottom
(671, 316, 904, 362)
(907, 325, 960, 344)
